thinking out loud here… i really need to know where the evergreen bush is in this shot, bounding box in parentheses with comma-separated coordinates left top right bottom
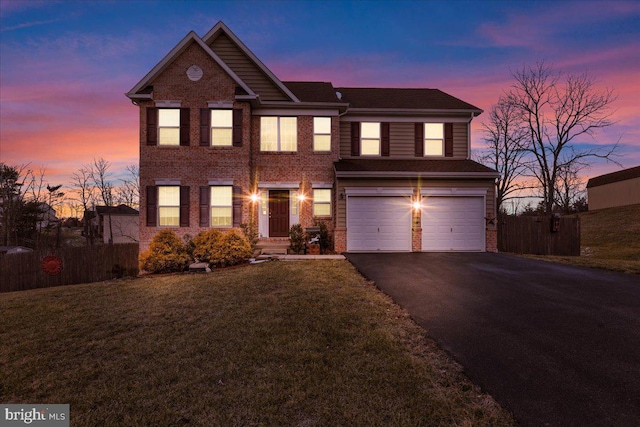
(139, 230, 190, 273)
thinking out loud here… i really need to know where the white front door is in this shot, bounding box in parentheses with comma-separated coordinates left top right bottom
(347, 197, 412, 251)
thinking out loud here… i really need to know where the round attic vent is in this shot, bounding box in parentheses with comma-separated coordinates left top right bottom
(186, 65, 203, 81)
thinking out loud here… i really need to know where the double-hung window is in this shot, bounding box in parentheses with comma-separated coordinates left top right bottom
(158, 109, 180, 145)
(424, 123, 444, 156)
(211, 110, 233, 146)
(260, 117, 297, 151)
(158, 186, 180, 226)
(313, 189, 331, 217)
(313, 117, 331, 151)
(361, 122, 380, 156)
(210, 186, 233, 227)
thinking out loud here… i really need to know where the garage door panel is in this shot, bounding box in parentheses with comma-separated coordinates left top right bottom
(347, 196, 411, 251)
(422, 196, 485, 252)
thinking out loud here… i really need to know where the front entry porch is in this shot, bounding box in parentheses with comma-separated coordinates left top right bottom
(257, 187, 300, 238)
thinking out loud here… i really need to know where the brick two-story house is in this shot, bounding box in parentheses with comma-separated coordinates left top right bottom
(127, 21, 498, 253)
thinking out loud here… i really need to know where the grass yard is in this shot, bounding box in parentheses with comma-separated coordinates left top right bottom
(525, 204, 640, 274)
(0, 261, 514, 426)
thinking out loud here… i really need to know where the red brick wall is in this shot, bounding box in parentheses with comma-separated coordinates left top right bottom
(137, 41, 340, 251)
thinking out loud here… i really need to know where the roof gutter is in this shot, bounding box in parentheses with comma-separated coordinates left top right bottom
(334, 171, 500, 179)
(344, 108, 483, 116)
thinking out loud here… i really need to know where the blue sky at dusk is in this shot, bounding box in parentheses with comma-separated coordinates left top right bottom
(1, 0, 639, 192)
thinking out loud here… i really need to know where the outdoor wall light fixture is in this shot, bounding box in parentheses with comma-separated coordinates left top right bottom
(339, 193, 344, 200)
(297, 194, 306, 202)
(249, 193, 260, 203)
(412, 199, 422, 211)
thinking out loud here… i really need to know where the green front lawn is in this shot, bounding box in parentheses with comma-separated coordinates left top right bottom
(1, 261, 514, 426)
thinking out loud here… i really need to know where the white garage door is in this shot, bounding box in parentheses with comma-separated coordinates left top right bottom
(422, 197, 485, 251)
(347, 197, 412, 251)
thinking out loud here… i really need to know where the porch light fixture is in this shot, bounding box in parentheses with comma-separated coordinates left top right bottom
(297, 193, 306, 202)
(412, 197, 422, 211)
(249, 193, 260, 203)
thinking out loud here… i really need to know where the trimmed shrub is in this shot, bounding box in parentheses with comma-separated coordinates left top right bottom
(139, 230, 190, 273)
(192, 228, 252, 267)
(289, 224, 305, 254)
(192, 229, 223, 263)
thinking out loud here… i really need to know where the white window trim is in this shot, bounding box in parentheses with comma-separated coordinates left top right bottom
(313, 189, 332, 217)
(313, 117, 331, 152)
(424, 123, 444, 157)
(211, 109, 233, 147)
(158, 108, 180, 146)
(210, 186, 233, 228)
(158, 185, 180, 227)
(260, 116, 297, 152)
(361, 122, 381, 156)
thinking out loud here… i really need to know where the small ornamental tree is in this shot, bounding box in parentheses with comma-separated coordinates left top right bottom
(139, 230, 190, 273)
(289, 224, 305, 254)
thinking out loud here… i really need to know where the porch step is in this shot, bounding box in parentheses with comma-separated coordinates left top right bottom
(257, 239, 290, 255)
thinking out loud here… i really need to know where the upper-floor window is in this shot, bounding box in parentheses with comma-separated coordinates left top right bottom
(158, 186, 180, 226)
(211, 110, 233, 146)
(158, 109, 180, 146)
(313, 189, 331, 217)
(210, 186, 233, 226)
(261, 117, 297, 152)
(361, 122, 380, 156)
(313, 117, 331, 152)
(424, 123, 444, 156)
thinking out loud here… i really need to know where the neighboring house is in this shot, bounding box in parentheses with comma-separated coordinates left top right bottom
(96, 205, 139, 244)
(126, 21, 498, 253)
(36, 203, 59, 231)
(586, 166, 640, 210)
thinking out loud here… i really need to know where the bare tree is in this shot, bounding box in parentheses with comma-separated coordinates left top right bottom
(480, 97, 530, 214)
(115, 164, 140, 209)
(72, 166, 97, 245)
(555, 163, 586, 214)
(507, 62, 618, 213)
(91, 158, 115, 244)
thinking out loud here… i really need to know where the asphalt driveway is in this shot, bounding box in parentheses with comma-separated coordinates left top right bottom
(345, 252, 640, 427)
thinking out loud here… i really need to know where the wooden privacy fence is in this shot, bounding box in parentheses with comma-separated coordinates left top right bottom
(498, 216, 580, 256)
(0, 244, 139, 293)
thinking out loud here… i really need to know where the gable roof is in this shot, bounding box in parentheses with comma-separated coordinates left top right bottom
(335, 159, 498, 178)
(203, 22, 299, 102)
(586, 165, 640, 188)
(126, 30, 255, 99)
(335, 87, 482, 113)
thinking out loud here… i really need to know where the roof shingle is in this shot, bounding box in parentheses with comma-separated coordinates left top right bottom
(334, 159, 497, 174)
(586, 166, 640, 188)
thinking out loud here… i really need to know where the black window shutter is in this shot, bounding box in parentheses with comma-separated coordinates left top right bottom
(415, 123, 424, 157)
(179, 186, 190, 227)
(350, 122, 360, 156)
(232, 186, 242, 227)
(199, 186, 210, 226)
(381, 122, 390, 157)
(232, 109, 243, 147)
(445, 123, 454, 157)
(180, 108, 190, 146)
(146, 186, 157, 226)
(147, 108, 157, 146)
(200, 109, 210, 146)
